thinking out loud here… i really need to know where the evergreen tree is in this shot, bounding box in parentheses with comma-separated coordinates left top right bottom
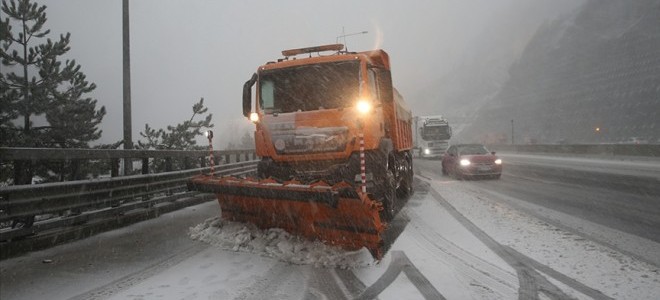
(0, 0, 106, 184)
(138, 98, 213, 172)
(45, 71, 106, 148)
(239, 131, 254, 149)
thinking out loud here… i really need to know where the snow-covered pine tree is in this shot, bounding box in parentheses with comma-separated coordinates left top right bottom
(138, 97, 214, 172)
(0, 0, 105, 183)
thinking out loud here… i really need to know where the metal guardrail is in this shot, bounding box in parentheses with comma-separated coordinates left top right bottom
(0, 147, 257, 179)
(0, 159, 258, 259)
(488, 144, 660, 157)
(0, 147, 255, 160)
(0, 148, 258, 255)
(0, 161, 257, 223)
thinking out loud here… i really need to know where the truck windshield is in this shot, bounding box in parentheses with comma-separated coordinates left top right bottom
(422, 126, 451, 140)
(259, 60, 360, 113)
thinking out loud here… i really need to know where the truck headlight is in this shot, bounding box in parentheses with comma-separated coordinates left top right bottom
(250, 112, 259, 123)
(494, 159, 502, 165)
(356, 99, 372, 114)
(424, 148, 430, 155)
(460, 159, 471, 166)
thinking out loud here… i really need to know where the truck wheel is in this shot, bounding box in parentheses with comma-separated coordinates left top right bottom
(257, 158, 281, 180)
(406, 159, 414, 195)
(380, 169, 397, 222)
(397, 156, 414, 197)
(257, 160, 269, 179)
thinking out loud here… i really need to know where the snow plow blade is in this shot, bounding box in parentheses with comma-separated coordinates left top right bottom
(188, 175, 385, 258)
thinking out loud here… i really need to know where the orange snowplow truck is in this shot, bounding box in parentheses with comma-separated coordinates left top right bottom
(188, 44, 413, 258)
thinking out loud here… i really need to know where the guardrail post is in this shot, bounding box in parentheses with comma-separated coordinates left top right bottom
(165, 157, 172, 172)
(244, 152, 249, 161)
(111, 158, 119, 177)
(199, 156, 206, 168)
(236, 153, 241, 162)
(183, 157, 191, 170)
(205, 130, 215, 176)
(224, 154, 230, 164)
(142, 158, 149, 174)
(124, 158, 133, 175)
(12, 160, 32, 185)
(58, 160, 66, 182)
(69, 159, 81, 181)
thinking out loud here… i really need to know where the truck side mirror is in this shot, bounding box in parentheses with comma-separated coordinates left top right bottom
(243, 73, 257, 118)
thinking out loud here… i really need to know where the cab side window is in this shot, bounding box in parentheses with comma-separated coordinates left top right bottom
(368, 69, 379, 101)
(374, 68, 393, 102)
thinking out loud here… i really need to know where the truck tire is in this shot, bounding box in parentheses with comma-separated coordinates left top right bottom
(365, 150, 395, 221)
(257, 159, 270, 179)
(397, 153, 414, 198)
(380, 168, 397, 221)
(406, 158, 414, 195)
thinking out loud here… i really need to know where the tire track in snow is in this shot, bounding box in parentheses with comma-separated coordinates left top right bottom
(334, 269, 368, 298)
(232, 263, 303, 300)
(505, 246, 613, 300)
(403, 179, 518, 298)
(68, 243, 209, 300)
(355, 251, 445, 300)
(470, 183, 660, 268)
(304, 268, 348, 300)
(233, 263, 350, 300)
(423, 178, 613, 300)
(405, 207, 518, 298)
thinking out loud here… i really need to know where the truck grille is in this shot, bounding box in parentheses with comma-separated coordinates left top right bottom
(272, 126, 349, 154)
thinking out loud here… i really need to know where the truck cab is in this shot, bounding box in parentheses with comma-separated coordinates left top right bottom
(413, 116, 452, 159)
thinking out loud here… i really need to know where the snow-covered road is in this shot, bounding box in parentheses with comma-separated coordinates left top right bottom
(2, 154, 659, 299)
(499, 153, 660, 179)
(417, 174, 659, 299)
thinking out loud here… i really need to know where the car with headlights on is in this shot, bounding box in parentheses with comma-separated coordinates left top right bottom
(441, 144, 502, 179)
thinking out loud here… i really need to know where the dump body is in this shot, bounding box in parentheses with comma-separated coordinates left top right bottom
(413, 115, 452, 158)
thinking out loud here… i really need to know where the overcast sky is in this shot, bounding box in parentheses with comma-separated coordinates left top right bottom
(30, 0, 580, 147)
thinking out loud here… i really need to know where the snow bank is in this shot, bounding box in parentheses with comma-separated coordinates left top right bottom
(189, 217, 375, 269)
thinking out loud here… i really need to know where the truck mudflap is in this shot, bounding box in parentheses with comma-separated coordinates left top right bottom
(187, 175, 386, 258)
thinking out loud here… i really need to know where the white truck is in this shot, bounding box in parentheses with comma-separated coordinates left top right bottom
(413, 115, 452, 158)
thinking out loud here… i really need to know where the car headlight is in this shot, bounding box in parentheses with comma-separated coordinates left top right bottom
(494, 159, 502, 165)
(460, 159, 471, 166)
(356, 99, 372, 114)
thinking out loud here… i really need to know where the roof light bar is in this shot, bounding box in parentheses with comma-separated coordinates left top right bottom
(281, 44, 344, 57)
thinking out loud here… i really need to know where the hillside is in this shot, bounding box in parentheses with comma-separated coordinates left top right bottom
(460, 0, 660, 144)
